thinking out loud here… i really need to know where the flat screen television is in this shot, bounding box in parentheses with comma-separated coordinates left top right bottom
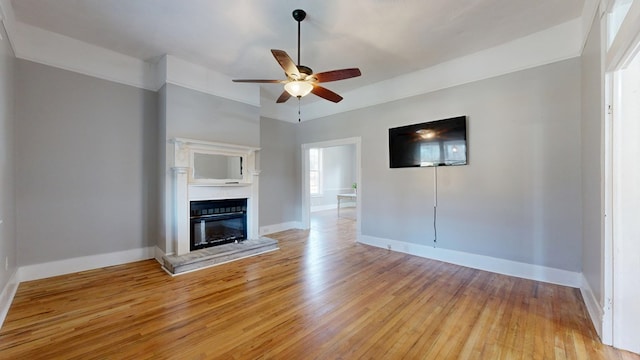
(389, 116, 467, 168)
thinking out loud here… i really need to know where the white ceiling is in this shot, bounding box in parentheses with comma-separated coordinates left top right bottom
(9, 0, 585, 103)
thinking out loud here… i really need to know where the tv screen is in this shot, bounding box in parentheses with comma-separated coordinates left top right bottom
(389, 116, 467, 168)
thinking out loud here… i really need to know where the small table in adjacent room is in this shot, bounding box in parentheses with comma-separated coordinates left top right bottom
(336, 193, 357, 217)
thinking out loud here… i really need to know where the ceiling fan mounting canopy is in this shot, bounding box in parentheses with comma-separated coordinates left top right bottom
(292, 9, 306, 22)
(232, 9, 361, 104)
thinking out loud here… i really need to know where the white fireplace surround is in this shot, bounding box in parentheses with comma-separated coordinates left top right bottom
(171, 138, 260, 256)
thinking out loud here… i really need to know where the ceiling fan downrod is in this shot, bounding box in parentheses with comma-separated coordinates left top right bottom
(292, 9, 306, 66)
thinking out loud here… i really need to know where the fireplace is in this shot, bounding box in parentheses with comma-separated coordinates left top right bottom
(170, 138, 260, 256)
(190, 199, 247, 251)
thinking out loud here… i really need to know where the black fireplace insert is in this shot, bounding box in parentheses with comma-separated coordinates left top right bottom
(190, 198, 247, 251)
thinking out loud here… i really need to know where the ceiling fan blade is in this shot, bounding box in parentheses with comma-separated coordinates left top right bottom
(276, 91, 292, 103)
(311, 85, 343, 103)
(271, 49, 300, 79)
(232, 79, 285, 83)
(311, 68, 362, 83)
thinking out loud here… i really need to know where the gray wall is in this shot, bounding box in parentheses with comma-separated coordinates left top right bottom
(157, 85, 167, 252)
(297, 59, 583, 271)
(161, 84, 260, 253)
(0, 24, 16, 289)
(581, 13, 604, 304)
(0, 27, 590, 281)
(311, 144, 356, 208)
(15, 60, 159, 266)
(259, 117, 300, 227)
(164, 84, 260, 147)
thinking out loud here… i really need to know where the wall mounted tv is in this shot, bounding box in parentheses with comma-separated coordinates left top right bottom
(389, 116, 467, 168)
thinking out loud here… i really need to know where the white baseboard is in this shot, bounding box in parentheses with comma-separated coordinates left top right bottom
(0, 246, 156, 330)
(581, 274, 604, 339)
(154, 246, 168, 265)
(0, 237, 593, 332)
(260, 221, 303, 236)
(311, 204, 337, 212)
(0, 270, 19, 329)
(17, 246, 156, 283)
(311, 203, 355, 212)
(358, 235, 581, 288)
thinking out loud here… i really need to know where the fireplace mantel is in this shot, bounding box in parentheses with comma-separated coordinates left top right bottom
(171, 138, 260, 256)
(172, 138, 260, 184)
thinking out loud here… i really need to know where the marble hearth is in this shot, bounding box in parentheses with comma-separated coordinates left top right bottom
(162, 237, 279, 275)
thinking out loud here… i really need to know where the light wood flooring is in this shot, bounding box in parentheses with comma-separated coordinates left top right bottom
(1, 208, 638, 359)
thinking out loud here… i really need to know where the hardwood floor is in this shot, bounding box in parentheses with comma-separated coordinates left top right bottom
(1, 208, 637, 359)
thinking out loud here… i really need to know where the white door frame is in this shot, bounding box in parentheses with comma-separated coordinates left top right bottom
(602, 70, 614, 345)
(603, 0, 640, 350)
(301, 137, 362, 236)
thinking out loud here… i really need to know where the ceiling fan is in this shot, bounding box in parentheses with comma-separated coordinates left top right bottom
(232, 9, 361, 104)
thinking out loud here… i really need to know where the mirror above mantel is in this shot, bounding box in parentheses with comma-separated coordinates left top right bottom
(192, 153, 243, 181)
(171, 138, 260, 186)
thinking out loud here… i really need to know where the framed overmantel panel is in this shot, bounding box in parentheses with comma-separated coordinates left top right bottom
(171, 138, 260, 186)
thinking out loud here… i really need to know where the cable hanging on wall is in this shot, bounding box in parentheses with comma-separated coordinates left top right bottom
(433, 166, 438, 247)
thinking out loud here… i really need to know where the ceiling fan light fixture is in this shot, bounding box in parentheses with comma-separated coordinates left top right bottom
(232, 9, 361, 104)
(284, 81, 313, 98)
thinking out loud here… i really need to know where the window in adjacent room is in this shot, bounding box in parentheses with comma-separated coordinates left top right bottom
(309, 148, 323, 195)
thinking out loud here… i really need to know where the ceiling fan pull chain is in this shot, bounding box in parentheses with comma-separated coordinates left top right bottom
(298, 98, 301, 122)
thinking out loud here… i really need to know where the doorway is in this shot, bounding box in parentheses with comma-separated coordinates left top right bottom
(301, 137, 361, 235)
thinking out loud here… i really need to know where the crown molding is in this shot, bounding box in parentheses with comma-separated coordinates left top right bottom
(581, 0, 603, 51)
(162, 55, 260, 107)
(0, 0, 259, 105)
(12, 21, 158, 90)
(1, 0, 589, 118)
(0, 0, 18, 55)
(0, 0, 157, 91)
(300, 18, 583, 122)
(5, 21, 260, 105)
